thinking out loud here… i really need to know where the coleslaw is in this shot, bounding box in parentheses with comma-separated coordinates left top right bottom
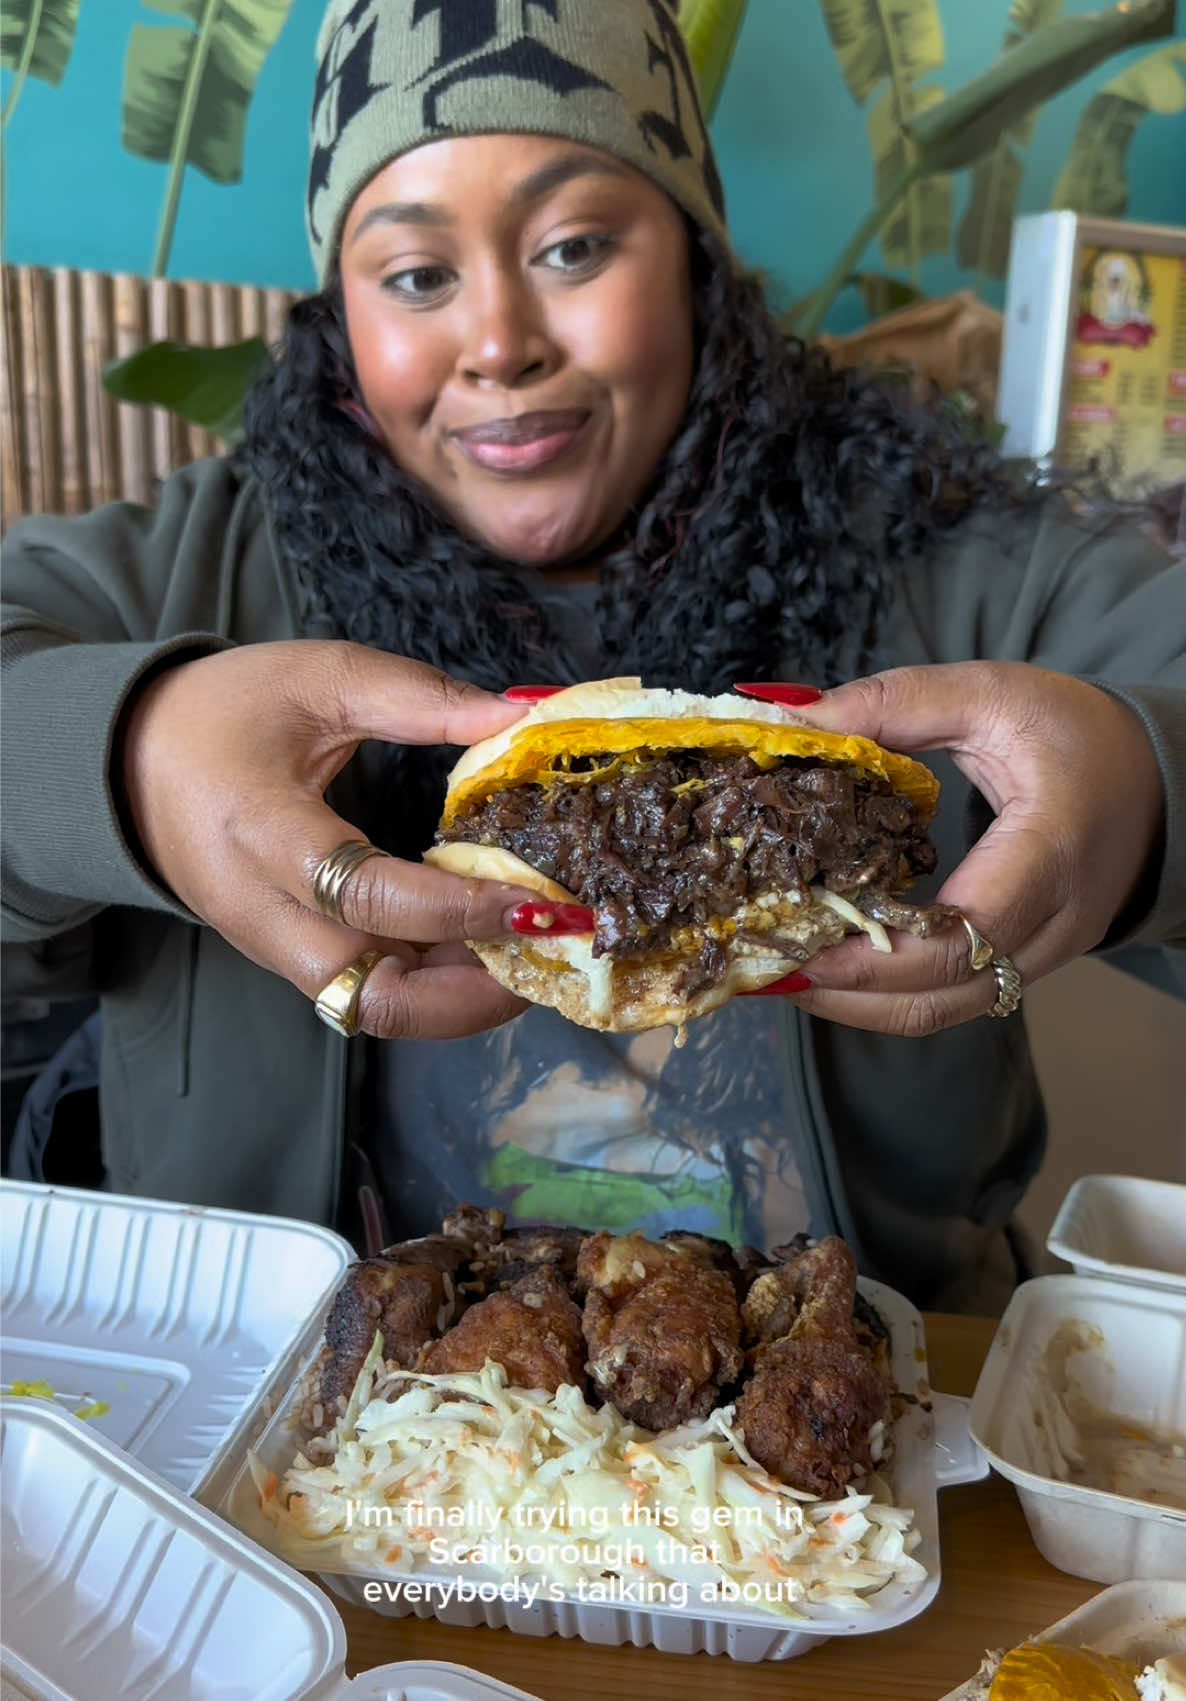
(251, 1336, 924, 1619)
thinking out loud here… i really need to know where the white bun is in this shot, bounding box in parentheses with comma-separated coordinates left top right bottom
(444, 677, 814, 801)
(425, 840, 847, 1039)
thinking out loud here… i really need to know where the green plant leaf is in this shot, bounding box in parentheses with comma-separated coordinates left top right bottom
(678, 0, 751, 120)
(902, 0, 1177, 174)
(122, 0, 293, 274)
(2, 0, 80, 129)
(956, 0, 1064, 277)
(1, 0, 80, 87)
(1052, 42, 1186, 216)
(101, 337, 271, 444)
(958, 144, 1024, 276)
(817, 0, 945, 108)
(1005, 0, 1065, 145)
(869, 84, 952, 270)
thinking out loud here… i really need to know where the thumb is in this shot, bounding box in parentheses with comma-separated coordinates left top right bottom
(294, 643, 529, 749)
(803, 663, 1012, 758)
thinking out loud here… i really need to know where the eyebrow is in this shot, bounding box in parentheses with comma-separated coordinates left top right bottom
(350, 154, 630, 245)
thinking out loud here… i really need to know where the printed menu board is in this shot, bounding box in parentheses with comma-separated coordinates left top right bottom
(1060, 245, 1186, 492)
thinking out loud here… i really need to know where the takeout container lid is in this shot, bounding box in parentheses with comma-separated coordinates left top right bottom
(937, 1576, 1186, 1701)
(217, 1276, 988, 1663)
(0, 1396, 543, 1701)
(0, 1179, 355, 1500)
(968, 1274, 1186, 1585)
(1047, 1174, 1186, 1296)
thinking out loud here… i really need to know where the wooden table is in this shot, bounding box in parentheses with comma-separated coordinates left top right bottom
(329, 1314, 1100, 1697)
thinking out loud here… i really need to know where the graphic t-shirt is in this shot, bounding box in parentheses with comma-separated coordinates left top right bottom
(372, 571, 816, 1250)
(373, 999, 816, 1250)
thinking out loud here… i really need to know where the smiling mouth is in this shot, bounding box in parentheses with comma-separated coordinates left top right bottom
(452, 410, 591, 473)
(455, 409, 589, 446)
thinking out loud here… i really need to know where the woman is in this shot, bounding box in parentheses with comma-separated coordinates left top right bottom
(3, 0, 1183, 1310)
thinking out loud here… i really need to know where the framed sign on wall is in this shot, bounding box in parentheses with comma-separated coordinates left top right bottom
(998, 211, 1186, 494)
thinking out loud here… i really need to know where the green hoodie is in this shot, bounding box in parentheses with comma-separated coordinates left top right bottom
(3, 459, 1184, 1308)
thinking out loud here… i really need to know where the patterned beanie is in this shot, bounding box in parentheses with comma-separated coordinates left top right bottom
(308, 0, 727, 283)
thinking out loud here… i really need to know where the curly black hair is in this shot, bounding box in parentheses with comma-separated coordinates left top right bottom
(242, 228, 1027, 852)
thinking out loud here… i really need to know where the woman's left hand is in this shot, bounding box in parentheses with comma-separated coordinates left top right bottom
(783, 661, 1165, 1036)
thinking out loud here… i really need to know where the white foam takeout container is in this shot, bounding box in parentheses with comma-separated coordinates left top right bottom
(0, 1179, 354, 1499)
(968, 1274, 1186, 1585)
(217, 1277, 988, 1662)
(1047, 1174, 1186, 1297)
(0, 1397, 543, 1701)
(938, 1577, 1186, 1701)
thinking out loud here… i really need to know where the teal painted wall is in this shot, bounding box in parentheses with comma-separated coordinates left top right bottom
(3, 1, 1184, 330)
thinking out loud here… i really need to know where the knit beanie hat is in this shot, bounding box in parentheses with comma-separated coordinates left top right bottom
(308, 0, 727, 283)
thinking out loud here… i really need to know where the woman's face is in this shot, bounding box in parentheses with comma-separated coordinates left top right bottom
(339, 135, 695, 566)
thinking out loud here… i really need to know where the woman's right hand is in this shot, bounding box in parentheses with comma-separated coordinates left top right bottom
(119, 640, 541, 1039)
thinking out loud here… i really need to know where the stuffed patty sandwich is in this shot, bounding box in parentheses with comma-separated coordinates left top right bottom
(426, 678, 956, 1037)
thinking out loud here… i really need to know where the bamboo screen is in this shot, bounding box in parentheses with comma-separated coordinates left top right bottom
(1, 266, 299, 529)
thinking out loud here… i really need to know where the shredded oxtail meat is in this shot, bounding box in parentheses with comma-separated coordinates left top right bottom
(439, 749, 941, 962)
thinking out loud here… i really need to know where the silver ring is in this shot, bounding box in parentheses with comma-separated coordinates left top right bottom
(311, 839, 386, 925)
(959, 915, 1022, 1018)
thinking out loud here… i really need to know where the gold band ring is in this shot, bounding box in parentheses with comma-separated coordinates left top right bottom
(987, 956, 1023, 1019)
(311, 839, 386, 926)
(314, 950, 383, 1039)
(959, 915, 1023, 1019)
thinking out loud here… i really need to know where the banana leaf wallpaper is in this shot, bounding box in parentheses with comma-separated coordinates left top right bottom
(2, 0, 1184, 330)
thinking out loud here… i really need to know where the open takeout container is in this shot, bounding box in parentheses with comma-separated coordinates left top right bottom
(1047, 1174, 1186, 1296)
(0, 1396, 543, 1701)
(938, 1576, 1186, 1701)
(0, 1179, 355, 1501)
(215, 1277, 988, 1662)
(968, 1273, 1186, 1584)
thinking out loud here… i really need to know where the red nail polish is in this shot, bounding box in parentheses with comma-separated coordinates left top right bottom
(503, 685, 566, 703)
(740, 972, 813, 997)
(733, 683, 823, 707)
(508, 901, 596, 935)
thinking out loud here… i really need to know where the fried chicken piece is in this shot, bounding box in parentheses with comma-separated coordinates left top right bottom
(464, 1225, 588, 1296)
(319, 1258, 458, 1413)
(660, 1229, 755, 1298)
(578, 1231, 744, 1430)
(417, 1267, 586, 1394)
(440, 1204, 505, 1247)
(735, 1334, 890, 1497)
(741, 1236, 859, 1347)
(735, 1237, 893, 1496)
(852, 1288, 893, 1385)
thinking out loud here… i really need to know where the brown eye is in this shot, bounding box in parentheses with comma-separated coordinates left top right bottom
(383, 265, 454, 302)
(537, 235, 614, 275)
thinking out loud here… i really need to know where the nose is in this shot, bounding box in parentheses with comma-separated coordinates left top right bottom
(458, 266, 558, 389)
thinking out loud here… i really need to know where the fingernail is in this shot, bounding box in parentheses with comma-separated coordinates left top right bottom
(508, 901, 596, 935)
(740, 973, 813, 997)
(503, 685, 566, 703)
(734, 683, 823, 707)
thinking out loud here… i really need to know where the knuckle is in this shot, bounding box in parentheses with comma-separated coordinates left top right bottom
(340, 860, 391, 932)
(846, 671, 894, 729)
(935, 927, 974, 986)
(363, 968, 423, 1040)
(892, 991, 949, 1040)
(843, 948, 881, 993)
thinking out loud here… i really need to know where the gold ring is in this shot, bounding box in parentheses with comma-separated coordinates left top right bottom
(959, 915, 1023, 1018)
(988, 955, 1023, 1019)
(959, 915, 996, 973)
(314, 950, 383, 1039)
(311, 839, 386, 925)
